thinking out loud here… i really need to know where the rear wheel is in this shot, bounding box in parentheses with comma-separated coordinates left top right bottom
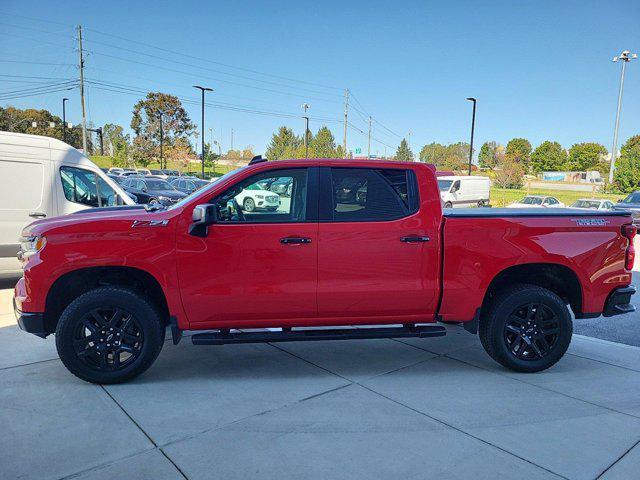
(443, 201, 453, 208)
(243, 197, 256, 212)
(55, 286, 165, 384)
(479, 284, 572, 372)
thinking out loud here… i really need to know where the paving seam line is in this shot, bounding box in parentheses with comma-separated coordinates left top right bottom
(268, 341, 567, 479)
(445, 354, 640, 422)
(99, 385, 189, 480)
(595, 436, 640, 479)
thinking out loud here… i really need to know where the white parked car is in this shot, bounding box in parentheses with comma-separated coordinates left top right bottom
(507, 195, 565, 208)
(136, 168, 152, 176)
(108, 167, 124, 175)
(0, 131, 135, 278)
(569, 199, 615, 210)
(234, 182, 281, 212)
(438, 175, 491, 208)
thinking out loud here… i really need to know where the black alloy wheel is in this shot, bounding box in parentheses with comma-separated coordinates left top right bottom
(73, 307, 144, 371)
(503, 303, 560, 360)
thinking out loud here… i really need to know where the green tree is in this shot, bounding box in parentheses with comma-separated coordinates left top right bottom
(0, 105, 87, 150)
(478, 141, 500, 170)
(265, 126, 302, 160)
(131, 92, 195, 157)
(530, 141, 567, 173)
(565, 142, 607, 171)
(418, 142, 469, 170)
(102, 123, 130, 167)
(613, 135, 640, 193)
(310, 126, 339, 158)
(395, 138, 414, 161)
(505, 138, 532, 167)
(419, 142, 448, 164)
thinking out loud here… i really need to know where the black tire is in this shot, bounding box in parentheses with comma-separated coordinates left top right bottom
(443, 201, 453, 208)
(479, 284, 572, 373)
(477, 200, 485, 207)
(55, 286, 165, 384)
(243, 197, 256, 212)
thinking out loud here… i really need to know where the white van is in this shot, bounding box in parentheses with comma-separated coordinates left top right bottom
(0, 132, 135, 278)
(438, 175, 491, 208)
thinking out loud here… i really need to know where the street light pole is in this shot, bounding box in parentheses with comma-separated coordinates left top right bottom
(62, 98, 68, 143)
(608, 50, 637, 185)
(466, 97, 477, 176)
(194, 85, 213, 178)
(158, 113, 164, 169)
(301, 103, 310, 159)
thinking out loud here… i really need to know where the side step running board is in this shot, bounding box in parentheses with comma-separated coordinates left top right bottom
(191, 325, 446, 345)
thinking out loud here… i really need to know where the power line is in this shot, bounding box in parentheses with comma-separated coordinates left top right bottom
(0, 80, 77, 96)
(82, 38, 343, 98)
(0, 59, 75, 66)
(83, 48, 344, 103)
(83, 26, 343, 92)
(0, 85, 77, 101)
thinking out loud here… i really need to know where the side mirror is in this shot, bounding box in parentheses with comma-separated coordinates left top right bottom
(192, 204, 218, 225)
(451, 182, 460, 193)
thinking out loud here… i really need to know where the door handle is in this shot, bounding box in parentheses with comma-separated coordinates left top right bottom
(29, 212, 46, 218)
(281, 237, 312, 245)
(400, 235, 430, 243)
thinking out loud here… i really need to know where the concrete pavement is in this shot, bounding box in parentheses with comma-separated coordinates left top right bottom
(1, 310, 640, 479)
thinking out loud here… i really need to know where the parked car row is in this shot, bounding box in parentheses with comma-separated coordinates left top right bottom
(506, 195, 620, 210)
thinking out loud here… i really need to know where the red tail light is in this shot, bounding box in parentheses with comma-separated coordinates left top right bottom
(622, 224, 636, 271)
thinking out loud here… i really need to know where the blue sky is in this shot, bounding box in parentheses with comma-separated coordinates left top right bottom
(1, 0, 639, 157)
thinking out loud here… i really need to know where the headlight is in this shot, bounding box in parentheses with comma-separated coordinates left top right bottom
(157, 196, 170, 203)
(18, 235, 46, 260)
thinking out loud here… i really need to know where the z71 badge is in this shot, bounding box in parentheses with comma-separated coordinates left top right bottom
(571, 218, 610, 226)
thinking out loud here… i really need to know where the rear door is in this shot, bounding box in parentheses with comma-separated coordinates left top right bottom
(317, 166, 439, 321)
(0, 138, 53, 273)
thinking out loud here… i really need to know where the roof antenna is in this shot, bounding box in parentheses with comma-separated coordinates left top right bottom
(249, 155, 267, 165)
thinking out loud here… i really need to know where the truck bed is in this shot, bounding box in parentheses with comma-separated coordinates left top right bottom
(443, 208, 631, 218)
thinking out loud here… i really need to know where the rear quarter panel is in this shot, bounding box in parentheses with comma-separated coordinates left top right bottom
(439, 215, 632, 321)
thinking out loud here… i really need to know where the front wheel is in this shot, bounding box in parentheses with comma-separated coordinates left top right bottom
(243, 197, 256, 212)
(479, 284, 572, 373)
(55, 286, 165, 384)
(443, 201, 453, 208)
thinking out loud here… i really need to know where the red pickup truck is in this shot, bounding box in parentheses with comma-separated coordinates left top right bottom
(14, 158, 636, 384)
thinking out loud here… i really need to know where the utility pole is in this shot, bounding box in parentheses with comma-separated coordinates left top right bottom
(159, 113, 164, 169)
(88, 127, 104, 155)
(302, 103, 310, 159)
(466, 97, 477, 175)
(367, 116, 372, 159)
(62, 97, 68, 143)
(608, 50, 637, 184)
(77, 25, 88, 154)
(302, 117, 309, 159)
(342, 89, 349, 157)
(230, 128, 234, 151)
(193, 85, 213, 178)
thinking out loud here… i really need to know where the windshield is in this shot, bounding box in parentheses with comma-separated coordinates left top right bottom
(571, 200, 600, 208)
(167, 167, 247, 210)
(622, 193, 640, 204)
(146, 179, 174, 191)
(520, 196, 543, 205)
(437, 180, 453, 191)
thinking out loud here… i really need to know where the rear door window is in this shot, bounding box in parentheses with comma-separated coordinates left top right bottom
(325, 168, 417, 222)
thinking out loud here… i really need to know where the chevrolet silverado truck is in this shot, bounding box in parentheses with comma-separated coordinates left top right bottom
(14, 158, 636, 384)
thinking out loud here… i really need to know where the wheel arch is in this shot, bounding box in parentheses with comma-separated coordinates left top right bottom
(481, 263, 583, 318)
(44, 266, 170, 335)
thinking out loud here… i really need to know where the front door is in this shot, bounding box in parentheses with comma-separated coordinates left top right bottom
(177, 167, 319, 328)
(317, 166, 439, 322)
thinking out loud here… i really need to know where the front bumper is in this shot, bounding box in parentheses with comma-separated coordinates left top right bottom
(603, 285, 636, 317)
(14, 298, 47, 338)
